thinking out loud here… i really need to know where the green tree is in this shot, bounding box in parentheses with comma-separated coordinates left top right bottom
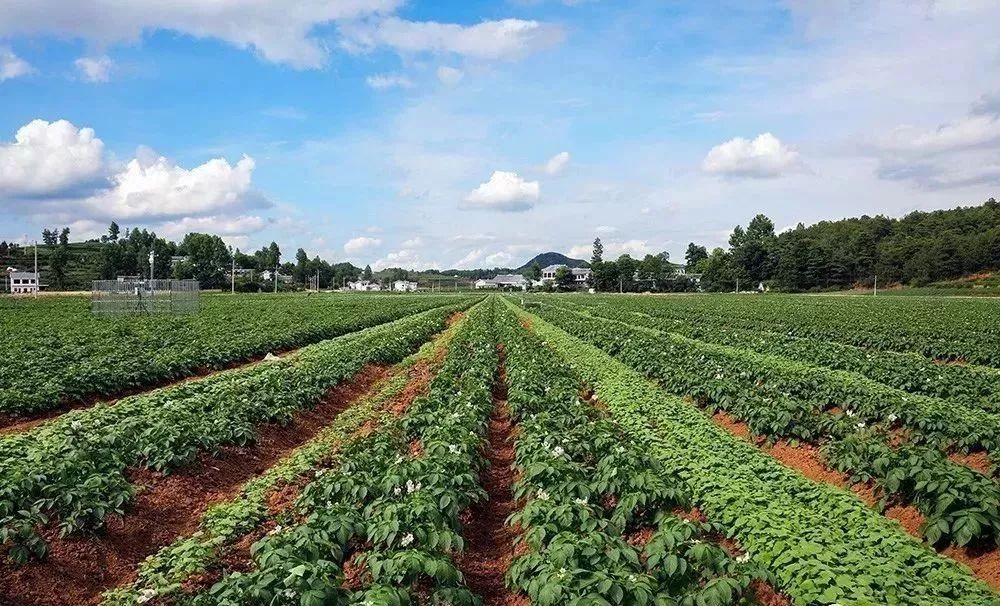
(179, 233, 232, 288)
(294, 248, 309, 285)
(591, 237, 604, 265)
(615, 254, 638, 292)
(554, 266, 575, 291)
(697, 248, 736, 292)
(528, 262, 542, 281)
(58, 227, 70, 246)
(684, 243, 708, 269)
(41, 229, 57, 246)
(108, 221, 120, 242)
(363, 264, 373, 281)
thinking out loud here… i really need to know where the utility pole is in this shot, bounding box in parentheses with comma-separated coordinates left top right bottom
(874, 275, 878, 297)
(149, 250, 155, 281)
(33, 240, 38, 299)
(274, 263, 278, 293)
(231, 252, 236, 294)
(736, 277, 740, 294)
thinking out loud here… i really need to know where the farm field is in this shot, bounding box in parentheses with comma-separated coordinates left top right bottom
(0, 292, 997, 605)
(0, 292, 469, 421)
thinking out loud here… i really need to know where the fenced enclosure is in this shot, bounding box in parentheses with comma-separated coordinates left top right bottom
(91, 279, 200, 316)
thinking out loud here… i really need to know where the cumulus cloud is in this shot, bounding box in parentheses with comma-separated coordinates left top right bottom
(400, 237, 423, 247)
(85, 154, 264, 220)
(158, 215, 271, 238)
(702, 133, 804, 178)
(75, 55, 113, 82)
(344, 236, 382, 252)
(436, 65, 463, 85)
(544, 151, 570, 175)
(867, 95, 1000, 189)
(464, 170, 539, 211)
(0, 119, 106, 197)
(0, 0, 402, 69)
(569, 239, 653, 259)
(0, 46, 32, 81)
(342, 17, 564, 60)
(971, 92, 1000, 117)
(366, 73, 414, 90)
(372, 248, 436, 271)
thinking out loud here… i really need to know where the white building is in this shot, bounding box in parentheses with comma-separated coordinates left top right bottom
(492, 274, 529, 290)
(392, 280, 418, 292)
(7, 269, 39, 294)
(474, 278, 498, 289)
(348, 280, 382, 292)
(540, 264, 592, 285)
(261, 270, 293, 284)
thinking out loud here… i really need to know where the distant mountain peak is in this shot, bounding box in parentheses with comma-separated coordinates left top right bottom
(515, 251, 589, 272)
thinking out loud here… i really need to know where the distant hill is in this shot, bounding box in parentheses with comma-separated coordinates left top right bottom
(515, 252, 589, 272)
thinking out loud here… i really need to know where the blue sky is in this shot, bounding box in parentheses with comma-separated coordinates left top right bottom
(2, 0, 999, 270)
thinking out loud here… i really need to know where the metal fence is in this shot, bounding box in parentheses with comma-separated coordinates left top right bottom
(91, 279, 200, 316)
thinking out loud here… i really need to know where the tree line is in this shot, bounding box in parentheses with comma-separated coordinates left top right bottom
(2, 222, 363, 291)
(683, 198, 1000, 292)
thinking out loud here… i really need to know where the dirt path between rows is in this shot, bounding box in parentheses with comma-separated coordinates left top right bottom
(163, 319, 462, 602)
(455, 345, 525, 606)
(0, 346, 303, 435)
(0, 364, 391, 606)
(709, 410, 1000, 590)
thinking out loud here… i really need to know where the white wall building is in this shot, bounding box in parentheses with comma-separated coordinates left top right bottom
(474, 279, 498, 289)
(540, 264, 592, 285)
(348, 280, 382, 292)
(392, 280, 418, 292)
(7, 270, 39, 294)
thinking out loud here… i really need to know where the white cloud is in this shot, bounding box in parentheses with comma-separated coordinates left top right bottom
(972, 91, 1000, 117)
(484, 250, 513, 266)
(453, 248, 484, 268)
(871, 115, 1000, 156)
(451, 233, 497, 243)
(0, 46, 32, 81)
(342, 17, 564, 60)
(571, 239, 653, 259)
(372, 248, 436, 271)
(436, 65, 464, 85)
(0, 119, 106, 197)
(344, 235, 382, 253)
(702, 133, 804, 179)
(544, 151, 570, 175)
(594, 225, 617, 234)
(464, 170, 539, 211)
(83, 154, 264, 220)
(74, 55, 113, 83)
(366, 73, 414, 90)
(400, 237, 422, 247)
(158, 215, 270, 238)
(0, 0, 403, 69)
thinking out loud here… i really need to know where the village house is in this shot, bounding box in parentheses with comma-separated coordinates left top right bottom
(540, 264, 592, 285)
(392, 280, 419, 292)
(6, 269, 39, 294)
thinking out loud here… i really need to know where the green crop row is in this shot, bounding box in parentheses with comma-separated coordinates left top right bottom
(531, 302, 1000, 546)
(556, 293, 1000, 366)
(498, 305, 768, 606)
(0, 302, 470, 563)
(510, 300, 997, 605)
(179, 297, 499, 605)
(560, 297, 1000, 414)
(100, 318, 463, 606)
(0, 293, 473, 416)
(528, 301, 1000, 454)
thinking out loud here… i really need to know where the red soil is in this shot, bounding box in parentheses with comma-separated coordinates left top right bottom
(167, 339, 451, 601)
(708, 410, 1000, 590)
(0, 364, 391, 606)
(455, 346, 526, 606)
(0, 346, 302, 435)
(949, 450, 994, 475)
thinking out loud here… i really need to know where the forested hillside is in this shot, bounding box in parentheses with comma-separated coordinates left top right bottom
(688, 198, 1000, 291)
